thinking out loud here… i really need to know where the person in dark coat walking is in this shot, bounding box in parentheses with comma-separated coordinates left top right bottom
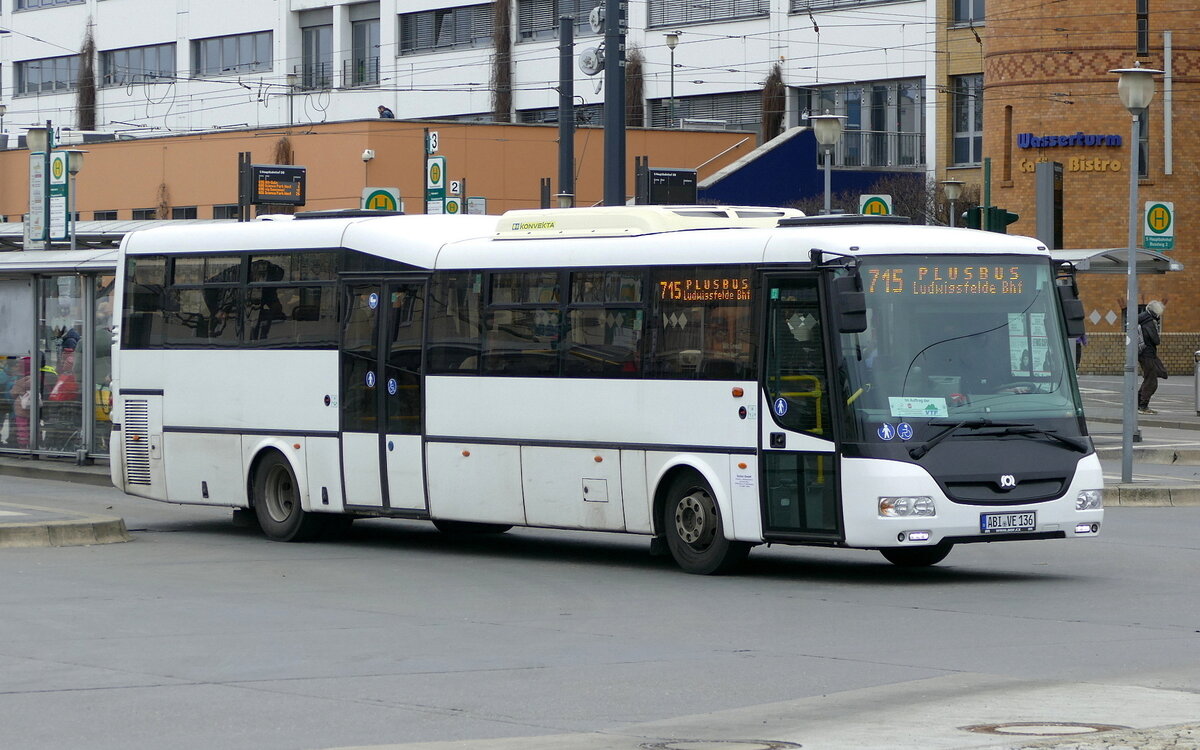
(1138, 299, 1167, 415)
(377, 105, 395, 119)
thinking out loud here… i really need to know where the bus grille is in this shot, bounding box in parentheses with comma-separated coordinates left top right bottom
(123, 400, 152, 486)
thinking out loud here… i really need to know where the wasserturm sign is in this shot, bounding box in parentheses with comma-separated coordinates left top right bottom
(1018, 132, 1123, 149)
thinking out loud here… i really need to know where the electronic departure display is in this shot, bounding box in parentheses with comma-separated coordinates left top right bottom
(251, 165, 307, 206)
(659, 277, 751, 302)
(866, 264, 1026, 296)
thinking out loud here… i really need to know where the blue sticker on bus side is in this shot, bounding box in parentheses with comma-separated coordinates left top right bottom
(896, 422, 914, 441)
(365, 371, 376, 388)
(773, 397, 788, 417)
(878, 423, 896, 441)
(368, 293, 379, 310)
(387, 378, 398, 395)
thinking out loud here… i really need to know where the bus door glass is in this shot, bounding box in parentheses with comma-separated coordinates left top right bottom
(339, 277, 427, 512)
(760, 275, 840, 538)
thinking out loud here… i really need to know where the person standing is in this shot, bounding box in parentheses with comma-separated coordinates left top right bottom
(1137, 299, 1167, 415)
(377, 105, 395, 119)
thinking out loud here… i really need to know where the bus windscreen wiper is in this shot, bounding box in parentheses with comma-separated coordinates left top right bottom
(993, 425, 1090, 453)
(908, 419, 1031, 460)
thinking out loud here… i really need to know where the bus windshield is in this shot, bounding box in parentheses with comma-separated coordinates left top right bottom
(837, 255, 1085, 444)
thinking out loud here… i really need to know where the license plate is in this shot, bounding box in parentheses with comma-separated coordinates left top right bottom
(980, 511, 1036, 533)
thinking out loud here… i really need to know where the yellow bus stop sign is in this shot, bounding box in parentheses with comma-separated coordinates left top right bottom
(362, 188, 400, 212)
(859, 194, 892, 216)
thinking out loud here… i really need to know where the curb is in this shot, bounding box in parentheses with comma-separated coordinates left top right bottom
(1095, 447, 1200, 464)
(0, 517, 131, 548)
(1108, 484, 1200, 507)
(0, 459, 111, 488)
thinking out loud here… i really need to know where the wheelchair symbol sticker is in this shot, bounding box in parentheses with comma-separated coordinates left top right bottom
(387, 378, 398, 395)
(773, 398, 788, 417)
(368, 293, 379, 310)
(896, 422, 914, 441)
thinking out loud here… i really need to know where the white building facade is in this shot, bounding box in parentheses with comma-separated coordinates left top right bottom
(1, 0, 938, 172)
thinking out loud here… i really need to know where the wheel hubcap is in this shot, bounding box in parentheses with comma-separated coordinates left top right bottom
(675, 490, 716, 548)
(264, 465, 295, 523)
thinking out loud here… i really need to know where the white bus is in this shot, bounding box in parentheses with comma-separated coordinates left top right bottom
(109, 206, 1103, 574)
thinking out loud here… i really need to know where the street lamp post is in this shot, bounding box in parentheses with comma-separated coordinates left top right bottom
(941, 179, 964, 227)
(1111, 63, 1163, 484)
(64, 149, 86, 251)
(665, 31, 679, 128)
(809, 112, 845, 215)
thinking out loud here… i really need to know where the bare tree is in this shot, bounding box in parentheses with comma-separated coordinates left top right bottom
(625, 45, 645, 127)
(761, 62, 785, 144)
(76, 22, 97, 130)
(791, 175, 980, 223)
(491, 0, 513, 122)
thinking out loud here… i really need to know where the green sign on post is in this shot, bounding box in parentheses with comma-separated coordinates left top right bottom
(425, 155, 446, 214)
(1144, 201, 1174, 250)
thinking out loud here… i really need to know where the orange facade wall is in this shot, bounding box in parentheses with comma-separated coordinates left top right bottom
(0, 121, 756, 220)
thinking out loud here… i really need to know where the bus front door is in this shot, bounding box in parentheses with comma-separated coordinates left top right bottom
(340, 278, 428, 513)
(759, 274, 841, 541)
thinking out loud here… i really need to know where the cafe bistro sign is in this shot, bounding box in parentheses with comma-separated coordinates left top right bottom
(1017, 131, 1123, 149)
(1017, 130, 1125, 173)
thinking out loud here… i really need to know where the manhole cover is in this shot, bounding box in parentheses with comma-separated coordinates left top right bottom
(962, 721, 1129, 736)
(641, 741, 802, 750)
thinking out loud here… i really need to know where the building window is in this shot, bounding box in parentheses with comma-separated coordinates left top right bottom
(648, 0, 767, 28)
(1138, 111, 1150, 179)
(192, 31, 272, 76)
(171, 207, 198, 220)
(1136, 0, 1149, 57)
(789, 0, 895, 10)
(213, 204, 240, 219)
(131, 208, 158, 220)
(517, 0, 601, 42)
(647, 91, 761, 131)
(301, 25, 332, 89)
(16, 55, 79, 95)
(93, 210, 118, 221)
(953, 0, 985, 25)
(351, 19, 380, 86)
(400, 4, 493, 55)
(101, 43, 176, 87)
(802, 78, 926, 168)
(16, 0, 84, 8)
(952, 74, 983, 166)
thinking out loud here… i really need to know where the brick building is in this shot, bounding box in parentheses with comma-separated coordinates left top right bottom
(983, 1, 1199, 373)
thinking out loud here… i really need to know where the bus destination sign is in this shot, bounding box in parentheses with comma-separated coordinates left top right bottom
(251, 165, 307, 206)
(659, 277, 751, 302)
(866, 264, 1025, 296)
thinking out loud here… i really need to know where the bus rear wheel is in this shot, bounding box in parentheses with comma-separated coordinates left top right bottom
(662, 472, 750, 575)
(253, 452, 325, 542)
(880, 542, 953, 567)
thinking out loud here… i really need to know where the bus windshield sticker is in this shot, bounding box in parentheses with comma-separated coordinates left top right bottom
(878, 424, 896, 441)
(896, 422, 914, 440)
(888, 397, 948, 419)
(368, 292, 379, 309)
(387, 378, 398, 395)
(365, 371, 376, 388)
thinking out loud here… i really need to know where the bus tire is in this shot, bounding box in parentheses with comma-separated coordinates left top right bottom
(432, 519, 512, 535)
(662, 471, 750, 575)
(880, 542, 952, 567)
(253, 452, 324, 542)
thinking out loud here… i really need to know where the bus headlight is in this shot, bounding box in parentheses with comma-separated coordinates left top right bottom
(879, 496, 935, 517)
(1076, 489, 1103, 511)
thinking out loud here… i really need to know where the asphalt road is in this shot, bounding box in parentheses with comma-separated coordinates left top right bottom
(2, 477, 1199, 750)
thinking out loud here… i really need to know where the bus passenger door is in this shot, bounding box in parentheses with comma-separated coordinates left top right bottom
(339, 278, 427, 513)
(759, 274, 841, 541)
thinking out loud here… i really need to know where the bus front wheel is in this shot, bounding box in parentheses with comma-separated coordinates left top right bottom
(662, 472, 750, 575)
(253, 452, 325, 542)
(880, 542, 953, 567)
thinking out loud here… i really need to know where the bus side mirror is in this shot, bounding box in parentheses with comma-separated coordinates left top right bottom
(832, 275, 867, 333)
(1056, 282, 1086, 338)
